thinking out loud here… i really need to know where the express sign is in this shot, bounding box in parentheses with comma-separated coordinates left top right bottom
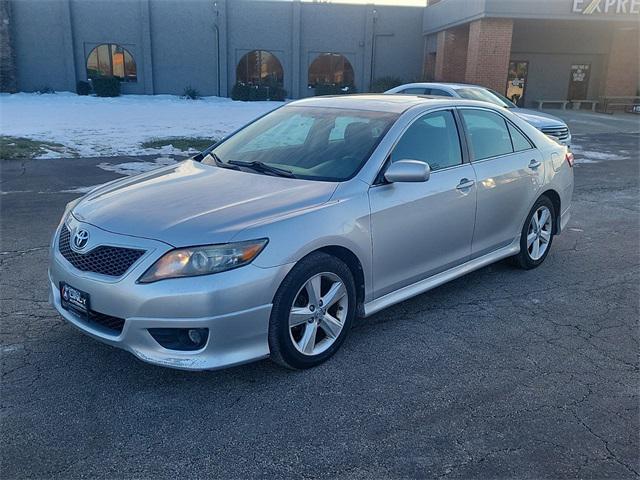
(572, 0, 640, 14)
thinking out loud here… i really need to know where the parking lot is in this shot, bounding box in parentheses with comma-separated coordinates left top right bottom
(1, 113, 639, 478)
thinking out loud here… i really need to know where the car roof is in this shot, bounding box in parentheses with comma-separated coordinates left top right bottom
(286, 94, 480, 114)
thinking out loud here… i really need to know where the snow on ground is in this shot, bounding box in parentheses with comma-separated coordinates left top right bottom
(96, 156, 177, 175)
(570, 144, 630, 164)
(0, 92, 280, 158)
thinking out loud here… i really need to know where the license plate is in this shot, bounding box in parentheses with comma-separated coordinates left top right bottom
(60, 283, 90, 316)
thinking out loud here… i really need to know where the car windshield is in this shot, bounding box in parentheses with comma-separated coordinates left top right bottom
(454, 87, 516, 108)
(204, 106, 398, 181)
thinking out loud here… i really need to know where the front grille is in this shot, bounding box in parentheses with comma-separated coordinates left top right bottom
(541, 126, 570, 141)
(88, 310, 125, 334)
(59, 225, 145, 277)
(65, 304, 125, 334)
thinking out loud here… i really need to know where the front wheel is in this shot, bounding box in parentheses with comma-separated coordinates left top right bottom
(268, 252, 356, 370)
(512, 196, 556, 270)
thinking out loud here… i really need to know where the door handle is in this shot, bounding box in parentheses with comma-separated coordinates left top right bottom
(456, 178, 475, 190)
(529, 159, 542, 169)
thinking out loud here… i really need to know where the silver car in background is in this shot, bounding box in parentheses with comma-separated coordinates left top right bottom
(385, 82, 572, 146)
(49, 95, 574, 371)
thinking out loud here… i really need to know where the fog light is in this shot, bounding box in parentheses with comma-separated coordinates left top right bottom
(188, 328, 203, 345)
(148, 328, 209, 351)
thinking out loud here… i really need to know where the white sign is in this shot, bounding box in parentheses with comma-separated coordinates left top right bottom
(572, 0, 640, 14)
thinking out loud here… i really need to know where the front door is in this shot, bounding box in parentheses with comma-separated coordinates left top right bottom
(459, 108, 545, 257)
(568, 64, 591, 100)
(369, 110, 477, 298)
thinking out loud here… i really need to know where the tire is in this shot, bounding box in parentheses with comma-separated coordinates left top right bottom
(268, 252, 356, 370)
(512, 196, 556, 270)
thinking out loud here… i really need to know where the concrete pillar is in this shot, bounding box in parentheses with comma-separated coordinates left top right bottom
(0, 0, 17, 92)
(464, 18, 513, 92)
(292, 0, 301, 99)
(603, 27, 639, 97)
(140, 0, 154, 94)
(434, 25, 468, 83)
(216, 0, 228, 97)
(60, 0, 76, 92)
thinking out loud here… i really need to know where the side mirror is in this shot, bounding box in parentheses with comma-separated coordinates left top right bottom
(384, 160, 431, 183)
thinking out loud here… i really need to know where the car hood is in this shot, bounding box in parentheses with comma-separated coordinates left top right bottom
(511, 108, 567, 129)
(72, 160, 338, 247)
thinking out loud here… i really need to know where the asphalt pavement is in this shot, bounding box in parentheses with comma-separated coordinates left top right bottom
(1, 120, 639, 478)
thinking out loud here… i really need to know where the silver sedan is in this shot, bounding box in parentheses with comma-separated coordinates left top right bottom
(385, 82, 572, 146)
(49, 95, 574, 371)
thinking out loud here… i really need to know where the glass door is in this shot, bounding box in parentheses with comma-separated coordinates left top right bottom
(568, 64, 591, 100)
(506, 61, 528, 107)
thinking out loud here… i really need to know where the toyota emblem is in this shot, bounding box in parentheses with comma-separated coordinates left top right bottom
(73, 229, 90, 250)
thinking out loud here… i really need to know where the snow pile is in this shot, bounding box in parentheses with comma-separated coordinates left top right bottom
(0, 92, 280, 158)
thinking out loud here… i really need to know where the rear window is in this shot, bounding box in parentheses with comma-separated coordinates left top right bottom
(400, 88, 427, 95)
(455, 87, 513, 108)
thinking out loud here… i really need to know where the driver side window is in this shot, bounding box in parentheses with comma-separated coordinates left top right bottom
(390, 110, 463, 171)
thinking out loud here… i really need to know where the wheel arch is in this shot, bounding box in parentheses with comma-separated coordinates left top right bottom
(298, 245, 366, 318)
(539, 189, 561, 234)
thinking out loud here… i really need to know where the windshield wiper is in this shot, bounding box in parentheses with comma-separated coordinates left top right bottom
(228, 160, 296, 178)
(208, 152, 240, 170)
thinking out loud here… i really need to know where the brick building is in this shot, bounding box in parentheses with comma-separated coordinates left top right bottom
(423, 0, 639, 107)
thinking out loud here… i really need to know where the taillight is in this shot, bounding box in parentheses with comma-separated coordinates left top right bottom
(565, 151, 575, 167)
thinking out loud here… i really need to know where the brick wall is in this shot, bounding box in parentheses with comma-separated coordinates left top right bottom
(423, 51, 436, 81)
(465, 18, 513, 92)
(0, 0, 17, 93)
(434, 24, 469, 83)
(603, 27, 639, 97)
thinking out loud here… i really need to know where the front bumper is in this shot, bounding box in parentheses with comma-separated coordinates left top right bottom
(49, 217, 293, 370)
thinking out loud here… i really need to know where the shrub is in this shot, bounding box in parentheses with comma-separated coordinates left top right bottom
(92, 77, 120, 97)
(312, 84, 357, 96)
(370, 76, 404, 93)
(182, 85, 200, 100)
(37, 86, 55, 94)
(267, 85, 287, 101)
(231, 82, 250, 101)
(76, 81, 91, 96)
(231, 82, 287, 101)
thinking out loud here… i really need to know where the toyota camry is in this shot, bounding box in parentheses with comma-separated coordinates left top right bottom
(49, 95, 574, 371)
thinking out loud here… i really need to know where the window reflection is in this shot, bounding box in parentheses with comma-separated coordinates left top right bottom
(236, 50, 284, 87)
(308, 53, 355, 88)
(86, 44, 137, 82)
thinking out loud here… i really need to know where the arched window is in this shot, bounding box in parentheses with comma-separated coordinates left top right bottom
(236, 50, 284, 86)
(308, 53, 354, 88)
(87, 44, 137, 82)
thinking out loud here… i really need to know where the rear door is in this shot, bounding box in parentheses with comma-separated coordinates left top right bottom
(459, 108, 544, 257)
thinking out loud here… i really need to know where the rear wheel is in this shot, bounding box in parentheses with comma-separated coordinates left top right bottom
(512, 196, 556, 270)
(268, 252, 356, 369)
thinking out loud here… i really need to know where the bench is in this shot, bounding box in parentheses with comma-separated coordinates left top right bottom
(571, 100, 598, 111)
(536, 100, 569, 110)
(600, 96, 640, 114)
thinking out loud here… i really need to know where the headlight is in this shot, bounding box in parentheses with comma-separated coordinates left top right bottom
(138, 239, 268, 283)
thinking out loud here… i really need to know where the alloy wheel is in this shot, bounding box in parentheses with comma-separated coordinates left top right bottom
(289, 272, 348, 356)
(527, 205, 553, 261)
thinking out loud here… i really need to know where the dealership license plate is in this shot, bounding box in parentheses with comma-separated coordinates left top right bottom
(60, 283, 90, 317)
